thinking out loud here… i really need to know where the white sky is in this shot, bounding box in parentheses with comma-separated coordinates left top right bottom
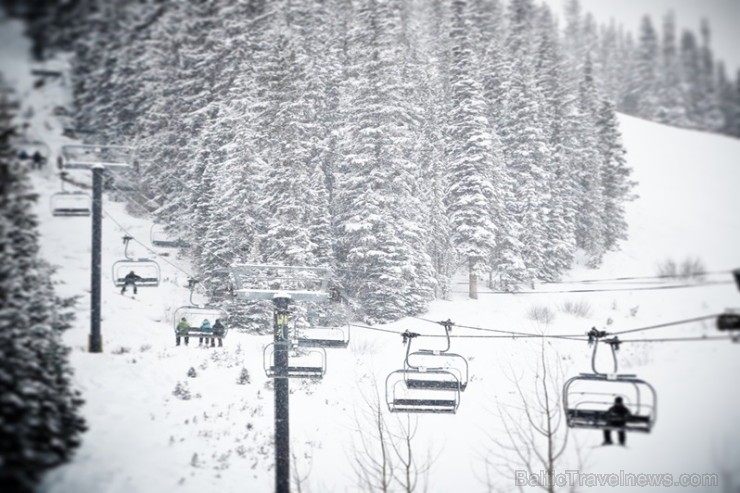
(548, 0, 740, 76)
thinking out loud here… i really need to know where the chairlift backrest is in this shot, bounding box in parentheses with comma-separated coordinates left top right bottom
(231, 263, 332, 302)
(60, 144, 134, 170)
(295, 324, 350, 349)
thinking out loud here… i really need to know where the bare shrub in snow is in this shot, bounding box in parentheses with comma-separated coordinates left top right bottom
(657, 256, 706, 279)
(111, 346, 131, 355)
(657, 258, 678, 278)
(679, 257, 706, 279)
(187, 367, 197, 378)
(526, 304, 555, 324)
(560, 299, 592, 318)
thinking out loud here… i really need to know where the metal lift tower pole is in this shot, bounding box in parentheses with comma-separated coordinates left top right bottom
(89, 165, 104, 353)
(273, 295, 291, 493)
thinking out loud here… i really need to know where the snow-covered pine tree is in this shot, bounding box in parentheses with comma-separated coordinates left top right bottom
(500, 0, 551, 282)
(596, 99, 632, 251)
(334, 0, 434, 320)
(656, 12, 689, 127)
(631, 15, 660, 120)
(533, 3, 577, 280)
(697, 20, 724, 132)
(574, 55, 607, 267)
(679, 29, 704, 129)
(0, 112, 85, 493)
(444, 0, 501, 295)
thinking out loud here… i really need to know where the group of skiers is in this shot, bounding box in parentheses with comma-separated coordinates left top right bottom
(17, 149, 46, 170)
(176, 317, 225, 347)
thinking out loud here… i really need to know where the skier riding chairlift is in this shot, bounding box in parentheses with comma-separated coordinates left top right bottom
(120, 270, 143, 295)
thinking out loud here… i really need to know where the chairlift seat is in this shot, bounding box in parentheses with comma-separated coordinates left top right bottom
(114, 276, 159, 287)
(566, 409, 652, 432)
(405, 379, 463, 391)
(390, 398, 458, 414)
(296, 338, 348, 348)
(266, 366, 325, 379)
(718, 313, 740, 331)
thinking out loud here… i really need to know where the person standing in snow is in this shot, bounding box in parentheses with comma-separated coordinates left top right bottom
(602, 396, 631, 446)
(176, 317, 190, 346)
(120, 270, 142, 295)
(198, 318, 212, 346)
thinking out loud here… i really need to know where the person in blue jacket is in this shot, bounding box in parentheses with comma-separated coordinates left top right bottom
(199, 318, 212, 346)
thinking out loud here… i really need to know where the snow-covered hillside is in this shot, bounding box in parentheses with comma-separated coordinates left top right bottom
(2, 14, 740, 493)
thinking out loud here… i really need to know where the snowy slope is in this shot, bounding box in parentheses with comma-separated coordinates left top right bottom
(2, 13, 740, 493)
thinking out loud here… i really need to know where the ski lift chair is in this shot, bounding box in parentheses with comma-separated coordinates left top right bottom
(296, 324, 350, 349)
(60, 144, 134, 170)
(51, 172, 91, 216)
(563, 376, 656, 432)
(111, 236, 161, 287)
(112, 260, 161, 287)
(173, 305, 227, 340)
(385, 370, 460, 414)
(263, 342, 327, 379)
(15, 139, 51, 160)
(563, 332, 657, 433)
(51, 191, 91, 216)
(150, 223, 189, 248)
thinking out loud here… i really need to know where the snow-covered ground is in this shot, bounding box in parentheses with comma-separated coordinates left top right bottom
(3, 13, 740, 493)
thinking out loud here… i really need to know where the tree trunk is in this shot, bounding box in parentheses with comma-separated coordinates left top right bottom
(469, 258, 478, 299)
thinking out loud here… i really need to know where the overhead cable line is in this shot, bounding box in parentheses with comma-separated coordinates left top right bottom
(541, 270, 735, 285)
(607, 314, 721, 336)
(450, 280, 733, 295)
(409, 315, 586, 339)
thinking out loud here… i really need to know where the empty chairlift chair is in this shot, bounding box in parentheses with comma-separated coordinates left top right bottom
(150, 223, 189, 249)
(111, 236, 161, 288)
(563, 332, 657, 433)
(263, 342, 327, 379)
(296, 324, 350, 349)
(59, 144, 134, 170)
(51, 172, 91, 217)
(385, 324, 467, 414)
